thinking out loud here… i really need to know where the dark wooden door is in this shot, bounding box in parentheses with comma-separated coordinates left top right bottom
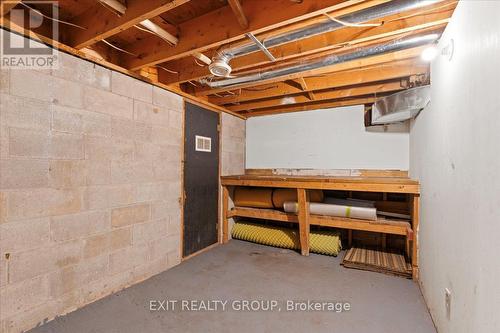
(183, 102, 219, 257)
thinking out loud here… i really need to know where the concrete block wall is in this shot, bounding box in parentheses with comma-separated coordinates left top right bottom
(220, 113, 246, 239)
(0, 45, 184, 332)
(221, 113, 245, 176)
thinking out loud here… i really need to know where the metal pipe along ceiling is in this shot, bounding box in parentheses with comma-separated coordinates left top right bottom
(200, 33, 439, 89)
(208, 0, 439, 77)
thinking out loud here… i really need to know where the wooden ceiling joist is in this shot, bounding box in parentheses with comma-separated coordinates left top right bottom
(208, 59, 428, 105)
(121, 0, 366, 70)
(156, 1, 454, 85)
(194, 45, 429, 97)
(296, 78, 316, 101)
(0, 0, 457, 118)
(67, 0, 189, 49)
(226, 80, 405, 112)
(228, 0, 249, 29)
(245, 96, 383, 117)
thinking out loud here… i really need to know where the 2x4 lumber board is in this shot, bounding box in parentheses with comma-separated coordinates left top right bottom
(221, 179, 420, 194)
(194, 45, 428, 96)
(296, 78, 316, 101)
(67, 0, 189, 49)
(209, 60, 428, 104)
(0, 0, 21, 16)
(121, 0, 364, 70)
(410, 194, 420, 280)
(222, 174, 419, 184)
(226, 80, 404, 112)
(297, 189, 310, 256)
(228, 0, 249, 29)
(222, 186, 230, 243)
(244, 96, 381, 117)
(227, 207, 411, 235)
(244, 168, 409, 178)
(160, 4, 452, 85)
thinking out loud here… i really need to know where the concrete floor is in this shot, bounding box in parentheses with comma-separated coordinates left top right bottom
(29, 240, 436, 333)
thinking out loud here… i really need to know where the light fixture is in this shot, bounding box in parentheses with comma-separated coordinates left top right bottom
(421, 46, 438, 62)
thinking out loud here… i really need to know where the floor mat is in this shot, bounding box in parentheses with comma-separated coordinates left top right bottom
(342, 246, 412, 278)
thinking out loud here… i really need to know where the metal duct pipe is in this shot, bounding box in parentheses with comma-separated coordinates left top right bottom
(209, 0, 439, 77)
(200, 33, 439, 89)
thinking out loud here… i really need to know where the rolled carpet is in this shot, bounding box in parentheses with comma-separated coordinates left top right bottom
(231, 221, 342, 256)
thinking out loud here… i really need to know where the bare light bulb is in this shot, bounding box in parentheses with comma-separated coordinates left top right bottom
(421, 46, 438, 62)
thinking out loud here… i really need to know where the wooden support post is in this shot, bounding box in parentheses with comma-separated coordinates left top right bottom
(297, 188, 310, 256)
(405, 236, 411, 260)
(381, 233, 387, 250)
(222, 185, 229, 244)
(348, 230, 353, 248)
(410, 194, 420, 280)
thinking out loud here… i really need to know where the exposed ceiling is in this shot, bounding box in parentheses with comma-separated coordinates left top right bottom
(0, 0, 457, 118)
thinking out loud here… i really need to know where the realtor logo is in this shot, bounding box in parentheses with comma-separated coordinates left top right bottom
(1, 1, 59, 69)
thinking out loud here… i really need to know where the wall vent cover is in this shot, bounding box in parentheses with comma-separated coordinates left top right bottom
(195, 135, 212, 152)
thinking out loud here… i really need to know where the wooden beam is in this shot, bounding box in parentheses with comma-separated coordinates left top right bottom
(222, 186, 229, 243)
(67, 0, 189, 49)
(228, 2, 455, 73)
(0, 0, 21, 16)
(228, 0, 249, 29)
(196, 45, 429, 96)
(120, 0, 364, 70)
(157, 2, 454, 85)
(226, 80, 405, 112)
(209, 59, 428, 104)
(410, 194, 420, 280)
(297, 189, 310, 256)
(296, 78, 316, 100)
(245, 96, 384, 117)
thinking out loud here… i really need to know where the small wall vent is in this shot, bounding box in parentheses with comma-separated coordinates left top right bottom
(195, 135, 212, 152)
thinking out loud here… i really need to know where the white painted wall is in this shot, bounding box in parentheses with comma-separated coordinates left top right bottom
(410, 2, 500, 332)
(246, 105, 409, 170)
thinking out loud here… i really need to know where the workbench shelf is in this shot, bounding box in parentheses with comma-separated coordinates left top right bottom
(221, 174, 421, 280)
(228, 206, 413, 237)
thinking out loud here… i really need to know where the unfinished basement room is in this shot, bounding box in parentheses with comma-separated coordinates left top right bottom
(0, 0, 499, 332)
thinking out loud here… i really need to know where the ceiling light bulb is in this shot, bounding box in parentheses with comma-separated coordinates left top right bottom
(421, 46, 438, 62)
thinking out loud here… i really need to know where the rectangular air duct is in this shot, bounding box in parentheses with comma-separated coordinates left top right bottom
(371, 85, 431, 124)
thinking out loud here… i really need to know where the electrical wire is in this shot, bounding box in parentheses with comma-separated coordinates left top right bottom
(194, 58, 206, 67)
(156, 65, 179, 74)
(243, 85, 278, 91)
(19, 2, 87, 29)
(101, 39, 137, 56)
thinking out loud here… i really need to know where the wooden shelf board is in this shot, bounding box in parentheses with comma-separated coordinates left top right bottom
(227, 207, 412, 236)
(221, 175, 420, 194)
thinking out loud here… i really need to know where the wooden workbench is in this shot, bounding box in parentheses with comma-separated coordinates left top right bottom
(221, 174, 421, 280)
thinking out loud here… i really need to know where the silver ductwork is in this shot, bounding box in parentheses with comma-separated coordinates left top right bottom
(200, 33, 439, 89)
(208, 0, 439, 77)
(371, 85, 431, 124)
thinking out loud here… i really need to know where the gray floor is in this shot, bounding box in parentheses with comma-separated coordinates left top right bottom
(29, 240, 436, 333)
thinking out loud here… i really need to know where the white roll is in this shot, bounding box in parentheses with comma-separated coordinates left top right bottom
(283, 201, 377, 221)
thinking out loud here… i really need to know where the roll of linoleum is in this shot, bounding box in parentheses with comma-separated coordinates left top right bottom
(233, 187, 274, 208)
(272, 189, 324, 208)
(283, 201, 377, 220)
